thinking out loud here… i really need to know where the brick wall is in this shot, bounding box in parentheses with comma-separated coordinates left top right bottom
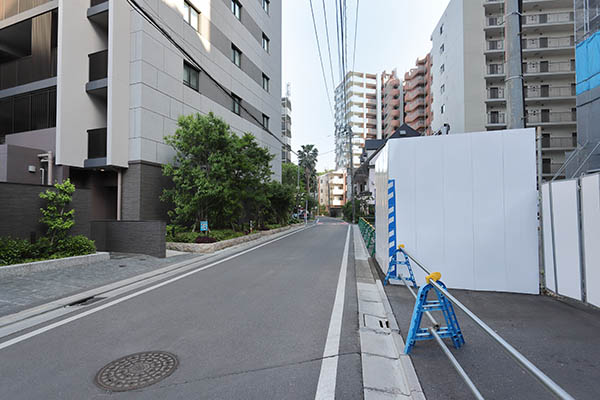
(90, 220, 166, 258)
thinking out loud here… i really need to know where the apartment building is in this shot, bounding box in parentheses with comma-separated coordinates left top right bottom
(334, 71, 382, 171)
(0, 0, 281, 220)
(484, 0, 577, 179)
(381, 69, 403, 138)
(430, 0, 487, 135)
(403, 54, 433, 135)
(281, 83, 292, 164)
(570, 0, 600, 176)
(318, 169, 346, 216)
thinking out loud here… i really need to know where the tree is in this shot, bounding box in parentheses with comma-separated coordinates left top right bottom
(162, 112, 273, 230)
(39, 179, 76, 246)
(282, 162, 299, 189)
(265, 181, 295, 225)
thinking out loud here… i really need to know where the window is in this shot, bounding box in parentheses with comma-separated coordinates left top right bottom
(262, 74, 270, 92)
(262, 114, 269, 129)
(440, 64, 445, 73)
(440, 44, 444, 54)
(440, 24, 444, 34)
(441, 104, 446, 114)
(183, 62, 199, 91)
(232, 94, 241, 115)
(183, 1, 199, 31)
(231, 0, 241, 20)
(262, 0, 270, 14)
(440, 84, 445, 94)
(231, 44, 241, 67)
(262, 33, 270, 52)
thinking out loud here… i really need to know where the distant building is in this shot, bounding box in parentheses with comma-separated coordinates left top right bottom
(403, 54, 433, 135)
(318, 170, 346, 216)
(381, 70, 403, 138)
(281, 84, 292, 164)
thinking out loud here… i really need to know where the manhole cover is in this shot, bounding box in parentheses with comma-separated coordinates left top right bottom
(94, 351, 178, 392)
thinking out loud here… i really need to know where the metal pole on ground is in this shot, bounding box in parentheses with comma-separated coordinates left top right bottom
(505, 0, 525, 129)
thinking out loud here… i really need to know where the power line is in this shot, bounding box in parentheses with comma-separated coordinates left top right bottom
(125, 0, 296, 156)
(351, 0, 360, 72)
(321, 0, 337, 91)
(308, 0, 335, 118)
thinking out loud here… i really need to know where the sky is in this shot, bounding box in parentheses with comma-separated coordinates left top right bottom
(282, 0, 450, 171)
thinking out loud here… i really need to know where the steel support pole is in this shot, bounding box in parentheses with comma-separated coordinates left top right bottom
(505, 0, 525, 129)
(536, 127, 545, 291)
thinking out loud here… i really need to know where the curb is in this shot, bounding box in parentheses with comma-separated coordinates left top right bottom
(353, 225, 425, 400)
(167, 224, 304, 254)
(0, 252, 110, 278)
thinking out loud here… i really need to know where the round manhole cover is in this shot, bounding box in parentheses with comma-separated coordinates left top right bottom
(94, 351, 178, 392)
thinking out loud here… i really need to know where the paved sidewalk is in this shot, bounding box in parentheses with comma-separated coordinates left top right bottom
(0, 252, 196, 317)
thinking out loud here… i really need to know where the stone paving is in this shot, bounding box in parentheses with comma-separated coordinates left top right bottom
(0, 252, 197, 318)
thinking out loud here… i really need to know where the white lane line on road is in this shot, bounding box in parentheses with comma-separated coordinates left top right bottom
(0, 226, 311, 351)
(314, 225, 351, 400)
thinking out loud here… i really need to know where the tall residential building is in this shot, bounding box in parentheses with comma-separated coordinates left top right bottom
(334, 71, 381, 170)
(570, 0, 600, 176)
(430, 0, 487, 135)
(403, 55, 433, 135)
(0, 0, 281, 219)
(318, 170, 346, 216)
(281, 84, 292, 164)
(381, 69, 403, 138)
(484, 0, 577, 180)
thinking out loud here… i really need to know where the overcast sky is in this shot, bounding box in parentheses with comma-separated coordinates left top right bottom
(282, 0, 450, 171)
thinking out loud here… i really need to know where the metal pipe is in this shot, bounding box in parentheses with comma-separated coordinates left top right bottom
(117, 169, 122, 221)
(400, 247, 575, 400)
(429, 327, 485, 400)
(47, 151, 53, 185)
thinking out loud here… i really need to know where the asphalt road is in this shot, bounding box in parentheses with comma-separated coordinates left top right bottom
(0, 217, 361, 399)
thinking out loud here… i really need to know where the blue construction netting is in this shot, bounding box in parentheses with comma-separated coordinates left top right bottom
(576, 30, 600, 95)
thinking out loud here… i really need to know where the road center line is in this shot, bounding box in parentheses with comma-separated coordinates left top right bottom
(314, 225, 351, 400)
(0, 226, 310, 351)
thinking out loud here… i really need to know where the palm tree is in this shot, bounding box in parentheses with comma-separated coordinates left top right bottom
(297, 145, 319, 217)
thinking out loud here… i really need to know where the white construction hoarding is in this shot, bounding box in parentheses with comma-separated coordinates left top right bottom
(375, 129, 539, 294)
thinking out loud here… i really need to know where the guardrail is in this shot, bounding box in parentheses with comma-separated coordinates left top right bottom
(358, 218, 375, 257)
(395, 246, 575, 400)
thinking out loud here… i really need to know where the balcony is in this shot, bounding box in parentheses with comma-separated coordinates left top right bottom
(88, 0, 109, 29)
(405, 87, 425, 102)
(485, 16, 505, 34)
(522, 60, 575, 77)
(486, 87, 505, 102)
(522, 12, 574, 31)
(485, 40, 504, 57)
(0, 0, 53, 21)
(84, 128, 107, 168)
(486, 63, 505, 76)
(86, 50, 108, 98)
(524, 85, 575, 100)
(522, 36, 574, 54)
(541, 136, 577, 150)
(404, 99, 425, 113)
(526, 110, 576, 125)
(487, 112, 506, 126)
(542, 162, 564, 175)
(405, 110, 425, 124)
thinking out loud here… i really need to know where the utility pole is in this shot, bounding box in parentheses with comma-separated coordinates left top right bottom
(347, 123, 355, 224)
(505, 0, 525, 129)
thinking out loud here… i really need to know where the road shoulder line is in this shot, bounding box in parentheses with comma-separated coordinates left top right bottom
(353, 225, 426, 400)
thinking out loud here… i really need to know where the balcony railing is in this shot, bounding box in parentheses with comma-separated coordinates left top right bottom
(543, 163, 564, 174)
(486, 16, 504, 27)
(486, 40, 504, 51)
(487, 87, 505, 99)
(487, 112, 506, 124)
(0, 0, 53, 21)
(0, 48, 57, 91)
(541, 136, 577, 149)
(487, 63, 505, 75)
(88, 128, 107, 159)
(526, 111, 576, 124)
(522, 36, 574, 50)
(523, 12, 574, 26)
(523, 60, 575, 74)
(89, 50, 108, 81)
(525, 86, 575, 99)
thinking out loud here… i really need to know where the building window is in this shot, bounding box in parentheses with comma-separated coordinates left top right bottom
(440, 44, 444, 54)
(262, 74, 270, 92)
(441, 104, 446, 114)
(440, 24, 443, 34)
(262, 33, 270, 52)
(262, 114, 270, 129)
(232, 94, 241, 115)
(440, 84, 445, 94)
(183, 62, 199, 91)
(231, 44, 241, 67)
(183, 1, 199, 31)
(262, 0, 270, 14)
(231, 0, 241, 20)
(440, 64, 445, 73)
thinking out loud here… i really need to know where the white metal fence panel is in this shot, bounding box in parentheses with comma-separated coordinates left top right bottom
(581, 174, 600, 307)
(542, 183, 556, 292)
(550, 180, 582, 301)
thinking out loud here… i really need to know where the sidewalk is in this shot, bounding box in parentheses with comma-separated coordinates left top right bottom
(0, 252, 196, 318)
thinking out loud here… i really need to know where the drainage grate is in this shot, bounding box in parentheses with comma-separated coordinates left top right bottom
(363, 314, 391, 332)
(94, 351, 178, 392)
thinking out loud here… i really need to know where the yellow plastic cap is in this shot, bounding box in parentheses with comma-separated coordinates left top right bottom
(426, 272, 442, 284)
(398, 244, 405, 249)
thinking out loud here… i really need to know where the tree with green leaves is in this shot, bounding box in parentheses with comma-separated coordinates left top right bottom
(298, 145, 319, 216)
(39, 179, 76, 246)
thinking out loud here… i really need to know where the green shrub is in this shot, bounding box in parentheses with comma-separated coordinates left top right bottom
(55, 235, 96, 258)
(209, 229, 245, 242)
(0, 237, 34, 266)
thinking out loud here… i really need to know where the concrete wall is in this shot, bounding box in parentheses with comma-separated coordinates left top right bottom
(571, 84, 600, 174)
(121, 161, 172, 221)
(0, 144, 47, 184)
(90, 220, 166, 258)
(0, 182, 91, 240)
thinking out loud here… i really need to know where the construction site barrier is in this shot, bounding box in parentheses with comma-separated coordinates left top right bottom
(358, 218, 375, 257)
